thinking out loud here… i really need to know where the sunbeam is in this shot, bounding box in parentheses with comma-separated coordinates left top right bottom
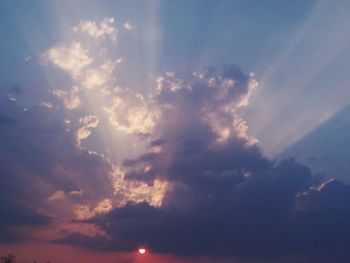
(243, 0, 350, 157)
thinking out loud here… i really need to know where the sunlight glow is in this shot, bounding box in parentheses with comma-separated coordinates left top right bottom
(138, 248, 146, 254)
(39, 12, 168, 220)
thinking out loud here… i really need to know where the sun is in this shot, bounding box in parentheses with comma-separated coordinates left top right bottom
(138, 248, 146, 254)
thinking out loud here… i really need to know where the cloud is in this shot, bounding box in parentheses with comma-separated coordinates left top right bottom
(83, 60, 115, 89)
(39, 102, 54, 109)
(72, 17, 117, 42)
(0, 94, 115, 241)
(24, 56, 32, 63)
(42, 17, 153, 140)
(9, 16, 350, 262)
(94, 199, 113, 214)
(74, 199, 112, 221)
(52, 86, 81, 110)
(0, 83, 164, 244)
(123, 22, 134, 31)
(0, 165, 50, 242)
(0, 96, 51, 242)
(32, 17, 168, 234)
(53, 66, 350, 261)
(103, 87, 158, 135)
(31, 220, 109, 243)
(76, 115, 99, 146)
(43, 41, 92, 77)
(111, 166, 168, 208)
(295, 178, 350, 212)
(47, 191, 65, 201)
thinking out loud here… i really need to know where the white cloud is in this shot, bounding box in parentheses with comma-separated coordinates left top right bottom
(123, 22, 134, 31)
(24, 56, 32, 63)
(154, 67, 259, 146)
(39, 102, 54, 109)
(83, 60, 115, 89)
(74, 204, 96, 220)
(94, 198, 112, 214)
(39, 16, 169, 216)
(47, 190, 65, 201)
(68, 189, 84, 197)
(76, 115, 99, 146)
(104, 88, 158, 135)
(74, 199, 112, 220)
(72, 17, 117, 42)
(52, 86, 81, 110)
(112, 166, 168, 207)
(43, 41, 92, 77)
(7, 94, 16, 102)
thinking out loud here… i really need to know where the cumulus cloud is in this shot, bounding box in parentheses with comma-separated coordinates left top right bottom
(9, 16, 350, 262)
(33, 17, 167, 231)
(43, 41, 92, 77)
(74, 199, 113, 221)
(83, 60, 115, 89)
(42, 17, 137, 141)
(111, 166, 168, 208)
(295, 178, 350, 212)
(42, 17, 153, 141)
(0, 97, 49, 230)
(54, 66, 350, 262)
(72, 17, 117, 42)
(103, 87, 158, 135)
(74, 205, 97, 221)
(52, 86, 81, 110)
(0, 93, 115, 241)
(39, 101, 54, 109)
(94, 199, 113, 214)
(76, 115, 99, 146)
(123, 22, 134, 31)
(47, 190, 65, 201)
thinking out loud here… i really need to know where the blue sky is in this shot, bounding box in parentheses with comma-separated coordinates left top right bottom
(1, 1, 350, 262)
(0, 0, 315, 95)
(2, 0, 350, 156)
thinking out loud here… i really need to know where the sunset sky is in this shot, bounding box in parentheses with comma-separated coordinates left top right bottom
(1, 1, 350, 262)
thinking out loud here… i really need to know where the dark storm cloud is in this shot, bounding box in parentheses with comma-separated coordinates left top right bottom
(88, 164, 350, 259)
(89, 159, 320, 257)
(0, 96, 49, 241)
(0, 94, 114, 241)
(58, 65, 350, 261)
(3, 63, 350, 261)
(0, 158, 50, 242)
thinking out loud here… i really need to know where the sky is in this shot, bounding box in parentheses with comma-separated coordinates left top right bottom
(1, 1, 350, 262)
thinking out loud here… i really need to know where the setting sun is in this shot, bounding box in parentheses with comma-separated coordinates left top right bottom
(138, 248, 146, 254)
